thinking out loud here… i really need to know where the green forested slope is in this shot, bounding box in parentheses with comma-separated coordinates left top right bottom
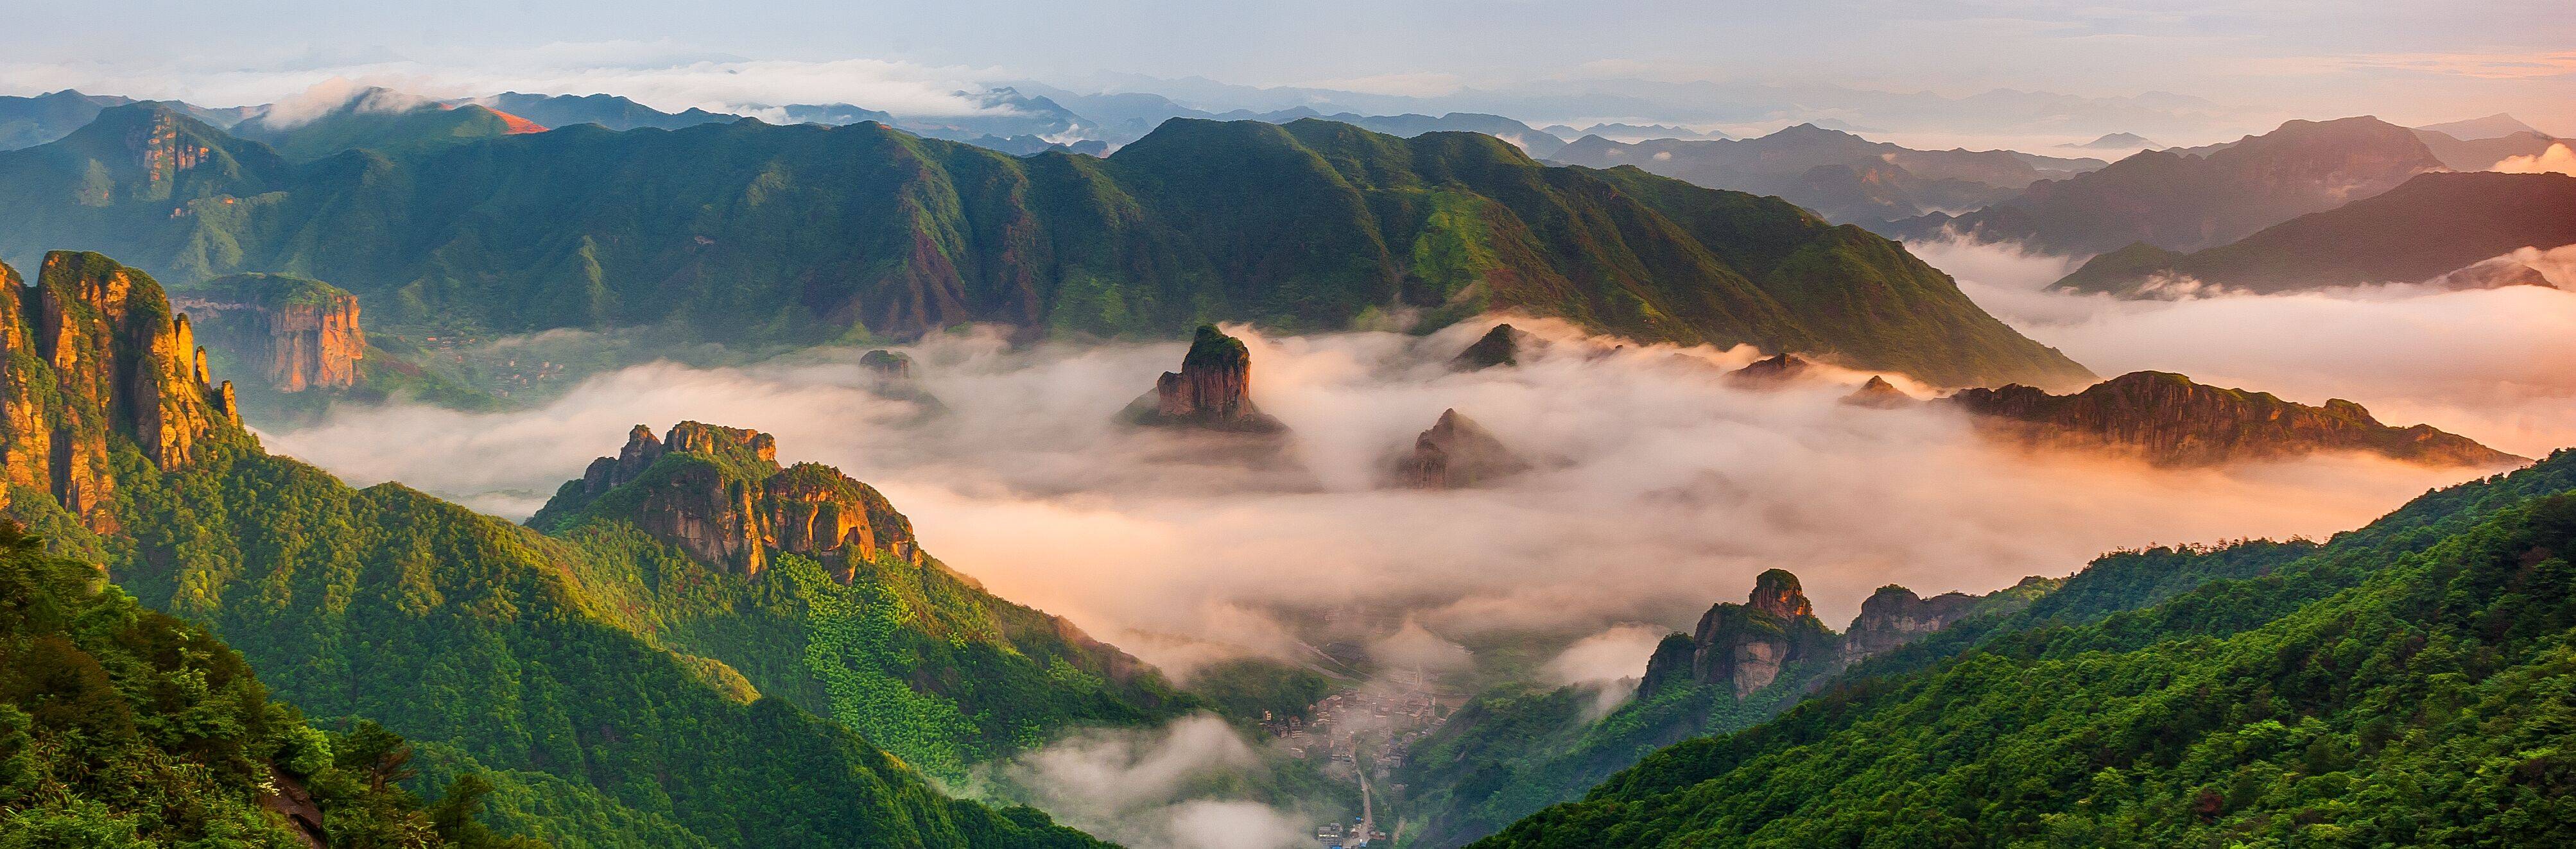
(0, 521, 523, 848)
(1480, 452, 2576, 848)
(0, 104, 2088, 387)
(0, 250, 1111, 847)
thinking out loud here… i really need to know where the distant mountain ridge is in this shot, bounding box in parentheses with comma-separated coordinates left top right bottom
(2416, 112, 2544, 141)
(0, 103, 2093, 387)
(2050, 171, 2576, 296)
(1894, 116, 2447, 254)
(1949, 370, 2525, 468)
(1547, 123, 2107, 225)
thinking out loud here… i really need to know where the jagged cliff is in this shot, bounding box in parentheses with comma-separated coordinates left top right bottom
(177, 273, 367, 392)
(1639, 569, 2052, 700)
(533, 421, 917, 581)
(1639, 570, 1838, 699)
(1119, 325, 1286, 433)
(1393, 409, 1528, 488)
(0, 250, 239, 531)
(1949, 371, 2525, 468)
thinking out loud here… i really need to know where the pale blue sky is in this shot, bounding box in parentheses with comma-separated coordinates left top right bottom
(8, 0, 2569, 138)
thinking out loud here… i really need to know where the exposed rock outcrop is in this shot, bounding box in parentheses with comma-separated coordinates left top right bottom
(1639, 570, 2057, 701)
(1638, 569, 1837, 699)
(1449, 323, 1528, 371)
(532, 421, 917, 581)
(857, 348, 943, 411)
(860, 348, 915, 382)
(1949, 371, 2525, 468)
(1841, 586, 1983, 662)
(1727, 353, 1815, 387)
(1120, 325, 1285, 433)
(177, 273, 366, 392)
(1841, 375, 1915, 407)
(2430, 257, 2555, 291)
(0, 251, 239, 531)
(1392, 409, 1528, 488)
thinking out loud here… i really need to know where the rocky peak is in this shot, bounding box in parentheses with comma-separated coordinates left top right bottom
(856, 348, 942, 410)
(1841, 585, 1984, 663)
(573, 424, 666, 497)
(0, 252, 239, 531)
(178, 273, 367, 393)
(532, 422, 917, 581)
(1842, 375, 1915, 407)
(1449, 323, 1528, 370)
(664, 421, 778, 468)
(1638, 569, 1835, 699)
(1948, 370, 2525, 468)
(1639, 571, 2055, 701)
(860, 349, 915, 382)
(1747, 569, 1813, 620)
(1728, 353, 1814, 387)
(1392, 409, 1529, 488)
(1120, 325, 1286, 433)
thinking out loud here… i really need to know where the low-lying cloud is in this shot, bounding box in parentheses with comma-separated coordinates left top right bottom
(987, 714, 1311, 849)
(1915, 237, 2576, 458)
(260, 318, 2486, 682)
(2491, 142, 2576, 176)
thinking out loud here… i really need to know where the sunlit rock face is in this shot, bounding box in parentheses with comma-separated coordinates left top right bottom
(1120, 325, 1286, 434)
(1949, 370, 2525, 468)
(0, 252, 239, 531)
(532, 421, 917, 581)
(176, 274, 369, 394)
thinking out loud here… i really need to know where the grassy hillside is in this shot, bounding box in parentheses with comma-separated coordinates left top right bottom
(0, 103, 2089, 387)
(1478, 450, 2576, 847)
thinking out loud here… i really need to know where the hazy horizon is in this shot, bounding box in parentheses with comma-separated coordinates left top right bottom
(6, 0, 2568, 145)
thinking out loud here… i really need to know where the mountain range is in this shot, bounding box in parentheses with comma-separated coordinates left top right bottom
(2050, 171, 2576, 296)
(0, 102, 2092, 387)
(1546, 123, 2107, 225)
(1892, 116, 2449, 255)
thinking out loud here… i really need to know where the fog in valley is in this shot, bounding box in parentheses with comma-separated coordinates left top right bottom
(237, 238, 2576, 848)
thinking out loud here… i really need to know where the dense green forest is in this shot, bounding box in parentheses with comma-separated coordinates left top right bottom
(1, 250, 1113, 847)
(0, 520, 527, 848)
(0, 102, 2089, 387)
(1477, 450, 2576, 846)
